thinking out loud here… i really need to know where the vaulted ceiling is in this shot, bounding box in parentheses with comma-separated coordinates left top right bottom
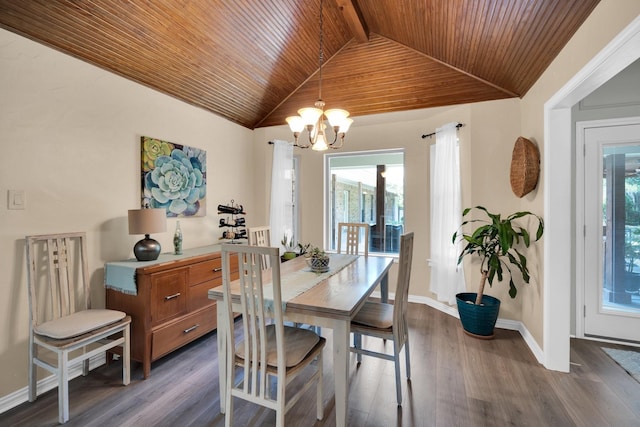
(0, 0, 600, 129)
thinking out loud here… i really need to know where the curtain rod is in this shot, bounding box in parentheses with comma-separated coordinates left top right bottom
(421, 122, 464, 139)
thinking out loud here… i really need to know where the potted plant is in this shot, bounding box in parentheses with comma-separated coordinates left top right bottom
(281, 234, 298, 260)
(452, 206, 544, 338)
(305, 246, 330, 273)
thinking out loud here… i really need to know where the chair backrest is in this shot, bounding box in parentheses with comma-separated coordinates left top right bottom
(247, 226, 272, 269)
(393, 232, 414, 346)
(221, 244, 284, 400)
(248, 226, 271, 247)
(25, 232, 90, 328)
(337, 222, 369, 257)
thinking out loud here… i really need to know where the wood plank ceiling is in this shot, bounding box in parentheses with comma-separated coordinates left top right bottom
(0, 0, 600, 130)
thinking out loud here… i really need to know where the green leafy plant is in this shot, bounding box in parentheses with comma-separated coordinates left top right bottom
(452, 206, 544, 305)
(297, 242, 311, 256)
(281, 234, 297, 252)
(306, 246, 329, 260)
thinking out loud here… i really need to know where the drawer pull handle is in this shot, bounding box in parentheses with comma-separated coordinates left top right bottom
(184, 324, 200, 334)
(164, 292, 181, 300)
(213, 267, 222, 272)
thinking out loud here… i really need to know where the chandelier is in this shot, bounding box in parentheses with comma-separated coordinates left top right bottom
(285, 0, 352, 151)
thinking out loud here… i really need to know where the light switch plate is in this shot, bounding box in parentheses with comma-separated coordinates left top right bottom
(8, 190, 26, 210)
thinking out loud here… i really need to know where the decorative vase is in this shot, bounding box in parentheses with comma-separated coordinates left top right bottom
(173, 221, 183, 255)
(283, 251, 297, 260)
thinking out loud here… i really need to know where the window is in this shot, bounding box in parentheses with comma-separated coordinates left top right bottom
(325, 150, 404, 254)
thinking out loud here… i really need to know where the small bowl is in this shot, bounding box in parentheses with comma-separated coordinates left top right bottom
(307, 256, 330, 273)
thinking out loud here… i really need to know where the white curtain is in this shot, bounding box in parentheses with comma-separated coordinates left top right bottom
(430, 122, 466, 304)
(269, 140, 294, 254)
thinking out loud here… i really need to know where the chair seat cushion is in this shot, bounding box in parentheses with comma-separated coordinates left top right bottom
(35, 309, 126, 339)
(352, 301, 393, 329)
(236, 324, 320, 368)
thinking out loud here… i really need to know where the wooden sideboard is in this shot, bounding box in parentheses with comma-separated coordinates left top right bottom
(106, 246, 238, 378)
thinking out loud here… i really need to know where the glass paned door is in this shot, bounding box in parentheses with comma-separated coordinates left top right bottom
(583, 121, 640, 342)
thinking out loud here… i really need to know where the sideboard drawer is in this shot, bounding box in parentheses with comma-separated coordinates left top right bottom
(151, 268, 188, 324)
(190, 258, 222, 285)
(151, 307, 216, 360)
(189, 279, 217, 311)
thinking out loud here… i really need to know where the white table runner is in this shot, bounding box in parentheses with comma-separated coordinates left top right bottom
(263, 253, 359, 311)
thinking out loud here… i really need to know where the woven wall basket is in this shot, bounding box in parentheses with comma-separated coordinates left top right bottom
(510, 137, 540, 198)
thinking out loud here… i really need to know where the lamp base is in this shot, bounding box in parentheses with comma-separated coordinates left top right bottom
(133, 234, 161, 261)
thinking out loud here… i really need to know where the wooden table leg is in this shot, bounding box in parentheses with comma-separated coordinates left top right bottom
(332, 319, 350, 427)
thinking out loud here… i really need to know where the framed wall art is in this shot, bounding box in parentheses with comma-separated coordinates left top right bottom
(141, 136, 206, 217)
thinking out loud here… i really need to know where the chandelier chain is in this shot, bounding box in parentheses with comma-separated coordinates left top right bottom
(318, 0, 324, 100)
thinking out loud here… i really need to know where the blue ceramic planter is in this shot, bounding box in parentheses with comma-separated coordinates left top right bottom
(455, 292, 501, 338)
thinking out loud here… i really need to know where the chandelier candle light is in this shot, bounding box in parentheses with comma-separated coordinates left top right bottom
(285, 0, 352, 150)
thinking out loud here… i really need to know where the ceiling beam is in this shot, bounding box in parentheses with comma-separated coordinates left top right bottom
(334, 0, 369, 43)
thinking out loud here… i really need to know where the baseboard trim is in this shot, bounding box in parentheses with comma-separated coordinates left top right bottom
(374, 291, 545, 365)
(0, 354, 106, 415)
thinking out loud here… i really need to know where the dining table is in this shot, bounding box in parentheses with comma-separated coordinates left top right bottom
(208, 253, 394, 427)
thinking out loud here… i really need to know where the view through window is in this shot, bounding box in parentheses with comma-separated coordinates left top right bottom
(325, 150, 404, 254)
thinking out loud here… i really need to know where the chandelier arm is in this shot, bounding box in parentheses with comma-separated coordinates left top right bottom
(328, 127, 339, 146)
(297, 140, 311, 149)
(330, 136, 344, 149)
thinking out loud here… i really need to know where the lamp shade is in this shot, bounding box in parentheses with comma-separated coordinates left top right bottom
(128, 208, 167, 235)
(324, 108, 349, 127)
(286, 116, 305, 133)
(339, 118, 354, 133)
(312, 124, 328, 151)
(298, 107, 323, 126)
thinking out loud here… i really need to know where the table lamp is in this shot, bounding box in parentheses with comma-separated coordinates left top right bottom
(128, 208, 167, 261)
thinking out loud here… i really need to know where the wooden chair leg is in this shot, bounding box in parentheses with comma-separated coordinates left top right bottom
(404, 339, 411, 379)
(394, 342, 402, 405)
(316, 352, 324, 420)
(354, 333, 362, 363)
(224, 363, 234, 427)
(28, 339, 37, 402)
(123, 326, 131, 385)
(58, 351, 70, 424)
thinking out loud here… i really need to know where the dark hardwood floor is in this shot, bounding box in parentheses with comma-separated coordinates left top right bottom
(3, 303, 640, 426)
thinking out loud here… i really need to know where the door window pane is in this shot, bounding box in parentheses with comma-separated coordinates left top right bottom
(326, 150, 404, 254)
(602, 145, 640, 314)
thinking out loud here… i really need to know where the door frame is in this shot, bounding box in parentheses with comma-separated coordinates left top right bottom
(545, 16, 640, 372)
(575, 117, 640, 341)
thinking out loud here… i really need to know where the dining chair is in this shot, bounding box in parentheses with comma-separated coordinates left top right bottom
(247, 226, 319, 333)
(25, 232, 131, 424)
(247, 225, 272, 269)
(220, 244, 325, 427)
(337, 222, 369, 257)
(350, 232, 414, 405)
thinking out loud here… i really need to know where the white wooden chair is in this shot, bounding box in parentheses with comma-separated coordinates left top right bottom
(220, 244, 325, 427)
(247, 225, 272, 270)
(25, 232, 131, 424)
(337, 222, 369, 257)
(350, 232, 414, 405)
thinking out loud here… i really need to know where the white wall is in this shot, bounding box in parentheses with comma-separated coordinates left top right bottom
(0, 29, 255, 398)
(255, 98, 525, 310)
(520, 0, 640, 366)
